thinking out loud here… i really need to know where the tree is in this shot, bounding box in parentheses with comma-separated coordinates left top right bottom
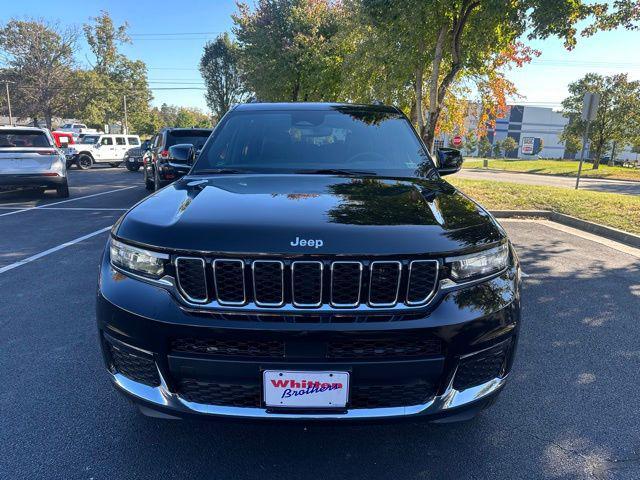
(83, 11, 130, 73)
(233, 0, 345, 101)
(357, 0, 640, 152)
(72, 11, 153, 134)
(464, 131, 478, 156)
(501, 136, 518, 157)
(492, 139, 503, 158)
(562, 133, 582, 157)
(561, 73, 640, 169)
(0, 19, 77, 128)
(174, 107, 212, 128)
(478, 137, 492, 157)
(200, 33, 249, 118)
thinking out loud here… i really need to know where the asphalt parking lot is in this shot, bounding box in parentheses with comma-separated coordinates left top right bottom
(1, 168, 639, 480)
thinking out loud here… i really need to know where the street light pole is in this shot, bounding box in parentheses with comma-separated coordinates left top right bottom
(123, 95, 128, 135)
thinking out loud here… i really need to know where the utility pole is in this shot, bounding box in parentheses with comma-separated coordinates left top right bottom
(575, 92, 600, 190)
(4, 81, 13, 125)
(123, 95, 128, 134)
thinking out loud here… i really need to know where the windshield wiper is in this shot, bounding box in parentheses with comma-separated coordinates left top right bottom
(295, 169, 377, 176)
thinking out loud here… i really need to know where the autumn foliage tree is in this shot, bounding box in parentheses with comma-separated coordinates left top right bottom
(345, 0, 640, 151)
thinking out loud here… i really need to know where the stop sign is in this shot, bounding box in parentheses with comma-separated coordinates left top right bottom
(452, 135, 463, 147)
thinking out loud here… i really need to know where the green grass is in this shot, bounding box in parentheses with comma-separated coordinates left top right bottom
(448, 177, 640, 235)
(463, 158, 640, 182)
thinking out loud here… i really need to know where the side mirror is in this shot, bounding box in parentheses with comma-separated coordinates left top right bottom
(168, 144, 195, 165)
(436, 147, 463, 176)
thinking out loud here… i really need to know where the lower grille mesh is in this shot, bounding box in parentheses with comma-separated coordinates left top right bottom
(178, 379, 261, 407)
(174, 379, 436, 409)
(453, 344, 508, 390)
(328, 337, 442, 359)
(350, 382, 435, 408)
(108, 343, 159, 387)
(171, 338, 285, 358)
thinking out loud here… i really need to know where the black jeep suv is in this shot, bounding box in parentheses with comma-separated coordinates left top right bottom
(97, 103, 521, 422)
(143, 127, 212, 191)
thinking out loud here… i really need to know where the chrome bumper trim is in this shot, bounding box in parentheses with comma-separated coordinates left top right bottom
(110, 367, 507, 420)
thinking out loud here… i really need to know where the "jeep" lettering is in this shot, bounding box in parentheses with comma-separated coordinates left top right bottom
(290, 237, 324, 249)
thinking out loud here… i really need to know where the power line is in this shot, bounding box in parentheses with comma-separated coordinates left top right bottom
(129, 31, 224, 36)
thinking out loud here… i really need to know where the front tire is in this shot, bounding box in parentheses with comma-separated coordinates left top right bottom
(56, 180, 70, 198)
(77, 155, 93, 170)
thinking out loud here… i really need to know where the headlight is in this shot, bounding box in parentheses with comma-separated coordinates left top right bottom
(110, 238, 169, 278)
(447, 243, 509, 281)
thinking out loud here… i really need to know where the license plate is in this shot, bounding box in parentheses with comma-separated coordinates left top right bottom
(263, 370, 349, 408)
(128, 158, 136, 162)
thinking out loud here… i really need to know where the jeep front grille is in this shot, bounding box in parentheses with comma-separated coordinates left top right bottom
(174, 257, 439, 310)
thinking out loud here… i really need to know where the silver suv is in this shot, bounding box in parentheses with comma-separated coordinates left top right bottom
(0, 126, 69, 198)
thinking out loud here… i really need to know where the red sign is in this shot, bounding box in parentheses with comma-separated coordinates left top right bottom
(452, 135, 463, 147)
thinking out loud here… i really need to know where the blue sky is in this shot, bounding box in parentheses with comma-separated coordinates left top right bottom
(2, 0, 639, 113)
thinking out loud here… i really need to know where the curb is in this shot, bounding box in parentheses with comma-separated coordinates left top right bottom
(490, 210, 640, 249)
(465, 167, 640, 184)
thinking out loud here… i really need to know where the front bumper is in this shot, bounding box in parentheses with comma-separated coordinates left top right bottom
(97, 250, 521, 421)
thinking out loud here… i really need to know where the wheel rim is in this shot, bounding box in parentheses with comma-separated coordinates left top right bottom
(79, 156, 91, 168)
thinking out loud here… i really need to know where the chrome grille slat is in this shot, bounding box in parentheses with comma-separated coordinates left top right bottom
(291, 261, 323, 307)
(175, 257, 208, 303)
(252, 260, 285, 307)
(174, 257, 440, 311)
(406, 260, 439, 305)
(330, 261, 363, 307)
(213, 259, 246, 305)
(368, 261, 402, 307)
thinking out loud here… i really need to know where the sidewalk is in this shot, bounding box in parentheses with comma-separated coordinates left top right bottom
(457, 168, 640, 195)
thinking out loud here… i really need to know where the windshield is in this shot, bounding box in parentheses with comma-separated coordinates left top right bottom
(192, 107, 434, 177)
(167, 130, 212, 149)
(79, 135, 100, 144)
(0, 130, 51, 148)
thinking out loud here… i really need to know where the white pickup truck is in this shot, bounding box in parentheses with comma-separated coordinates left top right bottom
(65, 134, 141, 169)
(58, 123, 100, 138)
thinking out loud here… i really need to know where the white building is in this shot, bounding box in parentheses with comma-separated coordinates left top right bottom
(439, 104, 639, 162)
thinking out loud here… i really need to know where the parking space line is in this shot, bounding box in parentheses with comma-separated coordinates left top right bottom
(0, 207, 127, 211)
(0, 226, 112, 275)
(0, 186, 138, 217)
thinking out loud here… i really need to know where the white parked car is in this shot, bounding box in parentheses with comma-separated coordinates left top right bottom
(0, 126, 69, 197)
(65, 134, 141, 169)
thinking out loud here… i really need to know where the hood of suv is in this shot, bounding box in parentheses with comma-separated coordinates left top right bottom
(115, 175, 504, 255)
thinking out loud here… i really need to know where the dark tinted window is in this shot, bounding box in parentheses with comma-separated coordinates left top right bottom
(101, 137, 113, 146)
(115, 137, 126, 145)
(127, 137, 140, 145)
(80, 135, 99, 144)
(0, 130, 51, 148)
(193, 108, 433, 176)
(166, 130, 212, 149)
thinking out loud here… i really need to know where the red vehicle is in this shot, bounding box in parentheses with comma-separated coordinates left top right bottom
(51, 131, 74, 148)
